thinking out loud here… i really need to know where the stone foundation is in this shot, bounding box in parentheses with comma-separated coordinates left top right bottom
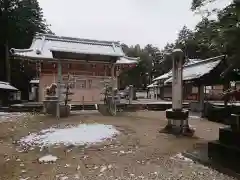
(43, 101, 71, 117)
(208, 114, 240, 173)
(162, 109, 194, 136)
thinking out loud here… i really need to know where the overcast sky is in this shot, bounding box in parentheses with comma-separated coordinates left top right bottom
(38, 0, 231, 49)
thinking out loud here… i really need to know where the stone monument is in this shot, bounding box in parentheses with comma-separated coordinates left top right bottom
(163, 49, 194, 136)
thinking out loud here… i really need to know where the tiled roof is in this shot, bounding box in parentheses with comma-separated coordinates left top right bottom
(153, 71, 172, 81)
(153, 59, 200, 81)
(164, 55, 225, 84)
(0, 81, 18, 91)
(10, 33, 135, 61)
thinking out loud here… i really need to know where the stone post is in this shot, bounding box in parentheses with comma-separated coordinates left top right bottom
(56, 60, 62, 119)
(129, 85, 133, 104)
(172, 49, 183, 110)
(164, 49, 194, 136)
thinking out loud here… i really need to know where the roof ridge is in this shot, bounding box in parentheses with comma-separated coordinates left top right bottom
(35, 33, 121, 46)
(184, 55, 225, 68)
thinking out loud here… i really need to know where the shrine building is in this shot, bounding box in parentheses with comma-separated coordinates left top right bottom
(10, 33, 138, 104)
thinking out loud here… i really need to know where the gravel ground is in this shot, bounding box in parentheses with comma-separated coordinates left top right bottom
(0, 110, 236, 180)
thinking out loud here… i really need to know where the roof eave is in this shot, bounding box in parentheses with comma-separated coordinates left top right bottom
(35, 33, 122, 46)
(50, 48, 123, 58)
(164, 58, 223, 84)
(11, 54, 119, 64)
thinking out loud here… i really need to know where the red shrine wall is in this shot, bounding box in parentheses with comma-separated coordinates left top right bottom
(39, 74, 114, 103)
(37, 61, 132, 103)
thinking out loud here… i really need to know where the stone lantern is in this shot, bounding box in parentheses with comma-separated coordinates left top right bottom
(164, 49, 194, 136)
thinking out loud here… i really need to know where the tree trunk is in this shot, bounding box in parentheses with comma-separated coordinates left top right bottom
(5, 40, 10, 82)
(3, 0, 10, 83)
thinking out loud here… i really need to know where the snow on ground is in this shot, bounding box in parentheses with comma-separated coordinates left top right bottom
(19, 124, 119, 148)
(38, 155, 58, 163)
(0, 112, 27, 122)
(170, 153, 193, 162)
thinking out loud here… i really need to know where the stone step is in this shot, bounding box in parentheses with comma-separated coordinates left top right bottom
(208, 141, 240, 173)
(219, 127, 240, 148)
(70, 104, 96, 111)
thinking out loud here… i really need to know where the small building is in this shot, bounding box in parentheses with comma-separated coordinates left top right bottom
(0, 81, 19, 106)
(11, 33, 138, 104)
(153, 55, 229, 101)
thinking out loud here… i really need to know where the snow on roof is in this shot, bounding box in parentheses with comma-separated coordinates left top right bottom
(153, 55, 225, 83)
(11, 33, 125, 59)
(0, 81, 18, 91)
(11, 33, 139, 64)
(153, 71, 172, 81)
(116, 56, 139, 64)
(147, 82, 158, 88)
(153, 59, 203, 82)
(30, 79, 39, 84)
(164, 55, 225, 84)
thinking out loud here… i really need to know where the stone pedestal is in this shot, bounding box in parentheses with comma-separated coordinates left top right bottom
(208, 114, 240, 173)
(43, 96, 71, 118)
(164, 109, 194, 136)
(162, 49, 194, 136)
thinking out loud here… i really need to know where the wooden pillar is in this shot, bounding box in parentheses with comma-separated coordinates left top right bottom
(56, 60, 62, 119)
(111, 64, 115, 103)
(129, 85, 133, 104)
(154, 87, 156, 99)
(199, 85, 204, 114)
(223, 82, 230, 107)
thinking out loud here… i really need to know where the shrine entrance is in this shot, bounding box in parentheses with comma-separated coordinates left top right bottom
(11, 33, 138, 118)
(61, 74, 116, 105)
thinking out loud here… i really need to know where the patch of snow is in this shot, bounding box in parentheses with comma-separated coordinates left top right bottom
(100, 165, 107, 172)
(19, 124, 119, 148)
(170, 153, 193, 162)
(38, 155, 58, 163)
(60, 176, 68, 180)
(74, 174, 80, 179)
(21, 170, 26, 173)
(189, 116, 201, 119)
(19, 178, 30, 180)
(64, 164, 70, 168)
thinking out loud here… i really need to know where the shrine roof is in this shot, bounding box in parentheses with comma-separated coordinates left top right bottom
(147, 82, 158, 88)
(153, 55, 226, 83)
(10, 33, 137, 63)
(153, 59, 202, 81)
(0, 81, 18, 91)
(164, 55, 226, 84)
(153, 71, 172, 81)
